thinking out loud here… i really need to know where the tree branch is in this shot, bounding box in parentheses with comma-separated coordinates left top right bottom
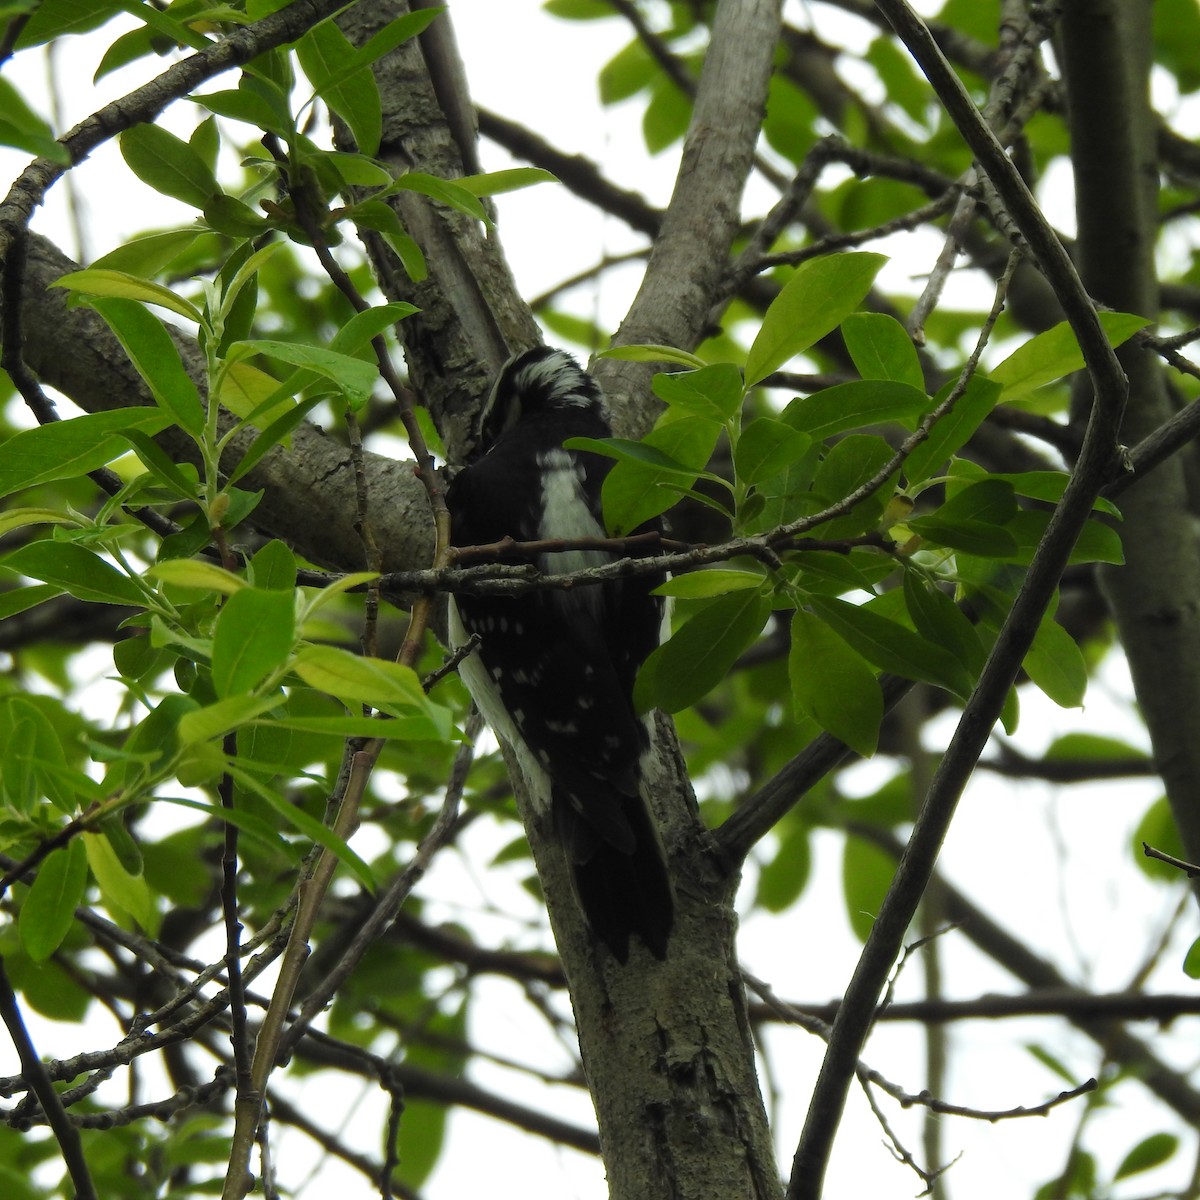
(787, 0, 1131, 1192)
(594, 0, 784, 435)
(0, 958, 97, 1200)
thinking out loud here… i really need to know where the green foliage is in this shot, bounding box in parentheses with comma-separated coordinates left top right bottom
(841, 833, 896, 943)
(597, 266, 1139, 758)
(744, 253, 887, 387)
(1114, 1132, 1180, 1181)
(0, 1, 1194, 1195)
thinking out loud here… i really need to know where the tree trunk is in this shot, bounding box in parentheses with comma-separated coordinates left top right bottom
(1061, 0, 1200, 880)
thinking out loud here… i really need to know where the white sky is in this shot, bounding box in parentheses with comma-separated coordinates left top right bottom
(2, 2, 1198, 1198)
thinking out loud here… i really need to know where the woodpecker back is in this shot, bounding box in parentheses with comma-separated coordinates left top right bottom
(446, 347, 674, 961)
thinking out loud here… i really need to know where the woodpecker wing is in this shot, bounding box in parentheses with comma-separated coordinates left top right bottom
(448, 436, 658, 850)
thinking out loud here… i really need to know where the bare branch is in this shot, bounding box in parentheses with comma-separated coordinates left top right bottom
(0, 960, 97, 1199)
(594, 0, 784, 432)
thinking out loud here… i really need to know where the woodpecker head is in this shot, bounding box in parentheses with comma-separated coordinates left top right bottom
(474, 347, 607, 455)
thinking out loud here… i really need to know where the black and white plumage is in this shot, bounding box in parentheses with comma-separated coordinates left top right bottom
(446, 347, 673, 961)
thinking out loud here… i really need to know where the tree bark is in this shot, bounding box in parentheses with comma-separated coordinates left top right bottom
(14, 233, 433, 575)
(1060, 0, 1200, 876)
(336, 2, 786, 1194)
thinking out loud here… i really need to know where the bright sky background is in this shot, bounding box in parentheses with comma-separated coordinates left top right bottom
(2, 2, 1197, 1198)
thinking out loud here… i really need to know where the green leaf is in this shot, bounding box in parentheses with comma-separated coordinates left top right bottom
(601, 344, 706, 369)
(217, 361, 294, 430)
(1023, 616, 1088, 708)
(84, 830, 156, 932)
(844, 773, 913, 826)
(293, 646, 428, 711)
(999, 509, 1125, 567)
(2, 541, 144, 606)
(809, 595, 974, 698)
(455, 167, 557, 196)
(383, 172, 488, 222)
(19, 839, 88, 963)
(763, 74, 820, 164)
(2, 715, 37, 811)
(755, 819, 811, 913)
(545, 0, 614, 15)
(1043, 732, 1147, 762)
(297, 19, 382, 156)
(120, 123, 220, 209)
(1114, 1133, 1179, 1181)
(216, 242, 281, 337)
(190, 84, 294, 137)
(91, 227, 215, 276)
(115, 0, 209, 50)
(0, 583, 61, 621)
(735, 418, 812, 486)
(230, 394, 334, 485)
(229, 339, 378, 411)
(783, 380, 929, 440)
(147, 559, 246, 594)
(177, 694, 281, 745)
(1183, 936, 1200, 979)
(0, 407, 171, 498)
(250, 540, 298, 591)
(903, 374, 1001, 484)
(329, 302, 419, 357)
(347, 5, 443, 71)
(205, 193, 271, 238)
(908, 515, 1018, 557)
(16, 0, 123, 46)
(0, 508, 78, 537)
(654, 569, 765, 599)
(121, 429, 199, 499)
(212, 588, 296, 697)
(1134, 796, 1185, 882)
(599, 38, 655, 104)
(98, 814, 142, 876)
(991, 470, 1121, 518)
(745, 252, 887, 387)
(992, 312, 1150, 401)
(842, 833, 896, 942)
(567, 435, 712, 478)
(842, 312, 924, 389)
(902, 573, 985, 679)
(349, 200, 427, 281)
(263, 710, 451, 741)
(600, 415, 723, 534)
(0, 78, 69, 164)
(635, 589, 769, 713)
(652, 362, 744, 420)
(52, 267, 203, 324)
(229, 766, 376, 890)
(807, 433, 896, 537)
(91, 297, 205, 436)
(789, 609, 882, 756)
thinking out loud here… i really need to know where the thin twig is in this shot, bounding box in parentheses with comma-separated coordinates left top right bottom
(276, 712, 479, 1064)
(219, 732, 253, 1116)
(1142, 843, 1200, 877)
(746, 973, 1095, 1120)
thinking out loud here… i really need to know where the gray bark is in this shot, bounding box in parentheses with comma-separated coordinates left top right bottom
(1061, 0, 1200, 876)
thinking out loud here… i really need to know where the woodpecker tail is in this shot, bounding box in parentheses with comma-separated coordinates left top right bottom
(555, 791, 674, 962)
